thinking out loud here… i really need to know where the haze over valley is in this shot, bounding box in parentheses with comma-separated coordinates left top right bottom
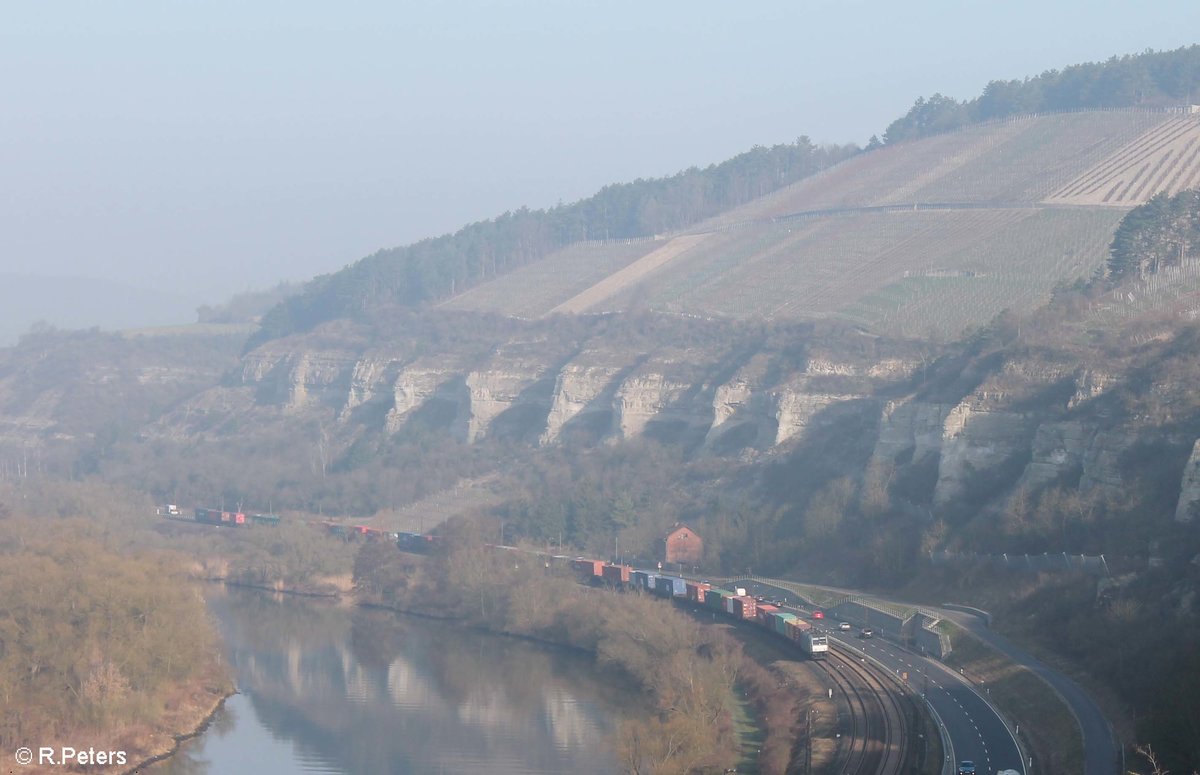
(4, 7, 1200, 774)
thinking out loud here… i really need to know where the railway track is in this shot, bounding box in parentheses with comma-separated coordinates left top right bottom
(816, 644, 910, 774)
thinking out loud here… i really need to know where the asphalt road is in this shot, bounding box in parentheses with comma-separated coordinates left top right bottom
(736, 577, 1121, 774)
(837, 632, 1023, 775)
(941, 606, 1118, 775)
(738, 580, 1025, 775)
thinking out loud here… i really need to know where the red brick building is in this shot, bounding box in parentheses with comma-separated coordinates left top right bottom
(661, 523, 703, 566)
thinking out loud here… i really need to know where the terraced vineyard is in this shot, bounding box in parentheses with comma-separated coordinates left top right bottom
(692, 110, 1171, 229)
(613, 209, 1043, 324)
(901, 111, 1167, 204)
(443, 110, 1196, 339)
(1045, 114, 1200, 205)
(1086, 252, 1200, 329)
(839, 208, 1127, 338)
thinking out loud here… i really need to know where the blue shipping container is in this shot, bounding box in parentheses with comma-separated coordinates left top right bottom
(657, 576, 687, 597)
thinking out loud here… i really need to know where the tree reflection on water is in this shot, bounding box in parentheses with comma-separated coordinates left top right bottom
(153, 587, 638, 774)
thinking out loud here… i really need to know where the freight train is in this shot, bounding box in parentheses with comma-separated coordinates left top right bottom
(578, 560, 829, 658)
(158, 504, 406, 538)
(196, 507, 283, 527)
(157, 505, 280, 527)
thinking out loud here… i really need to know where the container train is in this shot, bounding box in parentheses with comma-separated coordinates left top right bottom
(165, 505, 826, 659)
(158, 503, 411, 541)
(585, 561, 829, 658)
(157, 504, 280, 527)
(416, 543, 828, 658)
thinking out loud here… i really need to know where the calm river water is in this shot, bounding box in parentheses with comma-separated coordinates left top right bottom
(149, 587, 638, 775)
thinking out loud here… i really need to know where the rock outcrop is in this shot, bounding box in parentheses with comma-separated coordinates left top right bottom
(540, 352, 632, 445)
(1175, 438, 1200, 523)
(386, 360, 465, 434)
(453, 342, 563, 443)
(11, 307, 1192, 539)
(874, 399, 953, 464)
(613, 361, 709, 442)
(934, 402, 1040, 506)
(1016, 421, 1093, 490)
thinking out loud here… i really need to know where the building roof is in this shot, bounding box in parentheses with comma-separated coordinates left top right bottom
(665, 522, 699, 539)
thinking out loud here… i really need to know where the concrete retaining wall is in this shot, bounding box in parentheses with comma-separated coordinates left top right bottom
(831, 600, 906, 640)
(913, 613, 951, 659)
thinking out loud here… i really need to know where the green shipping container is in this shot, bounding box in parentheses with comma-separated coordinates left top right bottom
(772, 612, 798, 636)
(704, 588, 731, 610)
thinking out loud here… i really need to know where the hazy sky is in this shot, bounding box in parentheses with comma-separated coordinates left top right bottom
(1, 1, 1197, 329)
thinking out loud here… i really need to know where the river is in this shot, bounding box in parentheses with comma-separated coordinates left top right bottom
(149, 587, 640, 774)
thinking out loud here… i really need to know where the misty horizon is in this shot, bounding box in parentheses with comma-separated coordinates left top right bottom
(2, 2, 1196, 343)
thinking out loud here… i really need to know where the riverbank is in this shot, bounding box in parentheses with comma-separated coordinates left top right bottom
(8, 667, 233, 775)
(0, 519, 236, 775)
(119, 675, 235, 775)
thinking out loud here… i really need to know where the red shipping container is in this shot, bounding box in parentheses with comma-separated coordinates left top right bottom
(732, 596, 757, 619)
(686, 581, 711, 603)
(756, 604, 779, 625)
(572, 558, 605, 578)
(602, 564, 631, 584)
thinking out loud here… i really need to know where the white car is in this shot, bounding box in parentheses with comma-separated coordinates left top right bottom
(838, 622, 852, 631)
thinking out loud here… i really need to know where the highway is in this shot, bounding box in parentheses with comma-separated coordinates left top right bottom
(837, 631, 1023, 775)
(941, 606, 1117, 775)
(739, 580, 1025, 775)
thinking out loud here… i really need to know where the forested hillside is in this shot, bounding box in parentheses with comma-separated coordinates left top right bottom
(1108, 188, 1200, 279)
(884, 44, 1200, 143)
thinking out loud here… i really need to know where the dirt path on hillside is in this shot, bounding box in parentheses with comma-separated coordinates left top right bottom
(546, 233, 710, 314)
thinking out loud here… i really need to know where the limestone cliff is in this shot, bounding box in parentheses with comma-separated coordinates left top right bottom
(8, 310, 1199, 549)
(540, 351, 633, 445)
(386, 359, 466, 434)
(934, 402, 1040, 506)
(874, 399, 953, 464)
(612, 356, 713, 443)
(1015, 421, 1094, 490)
(453, 341, 566, 443)
(342, 357, 408, 419)
(241, 347, 360, 412)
